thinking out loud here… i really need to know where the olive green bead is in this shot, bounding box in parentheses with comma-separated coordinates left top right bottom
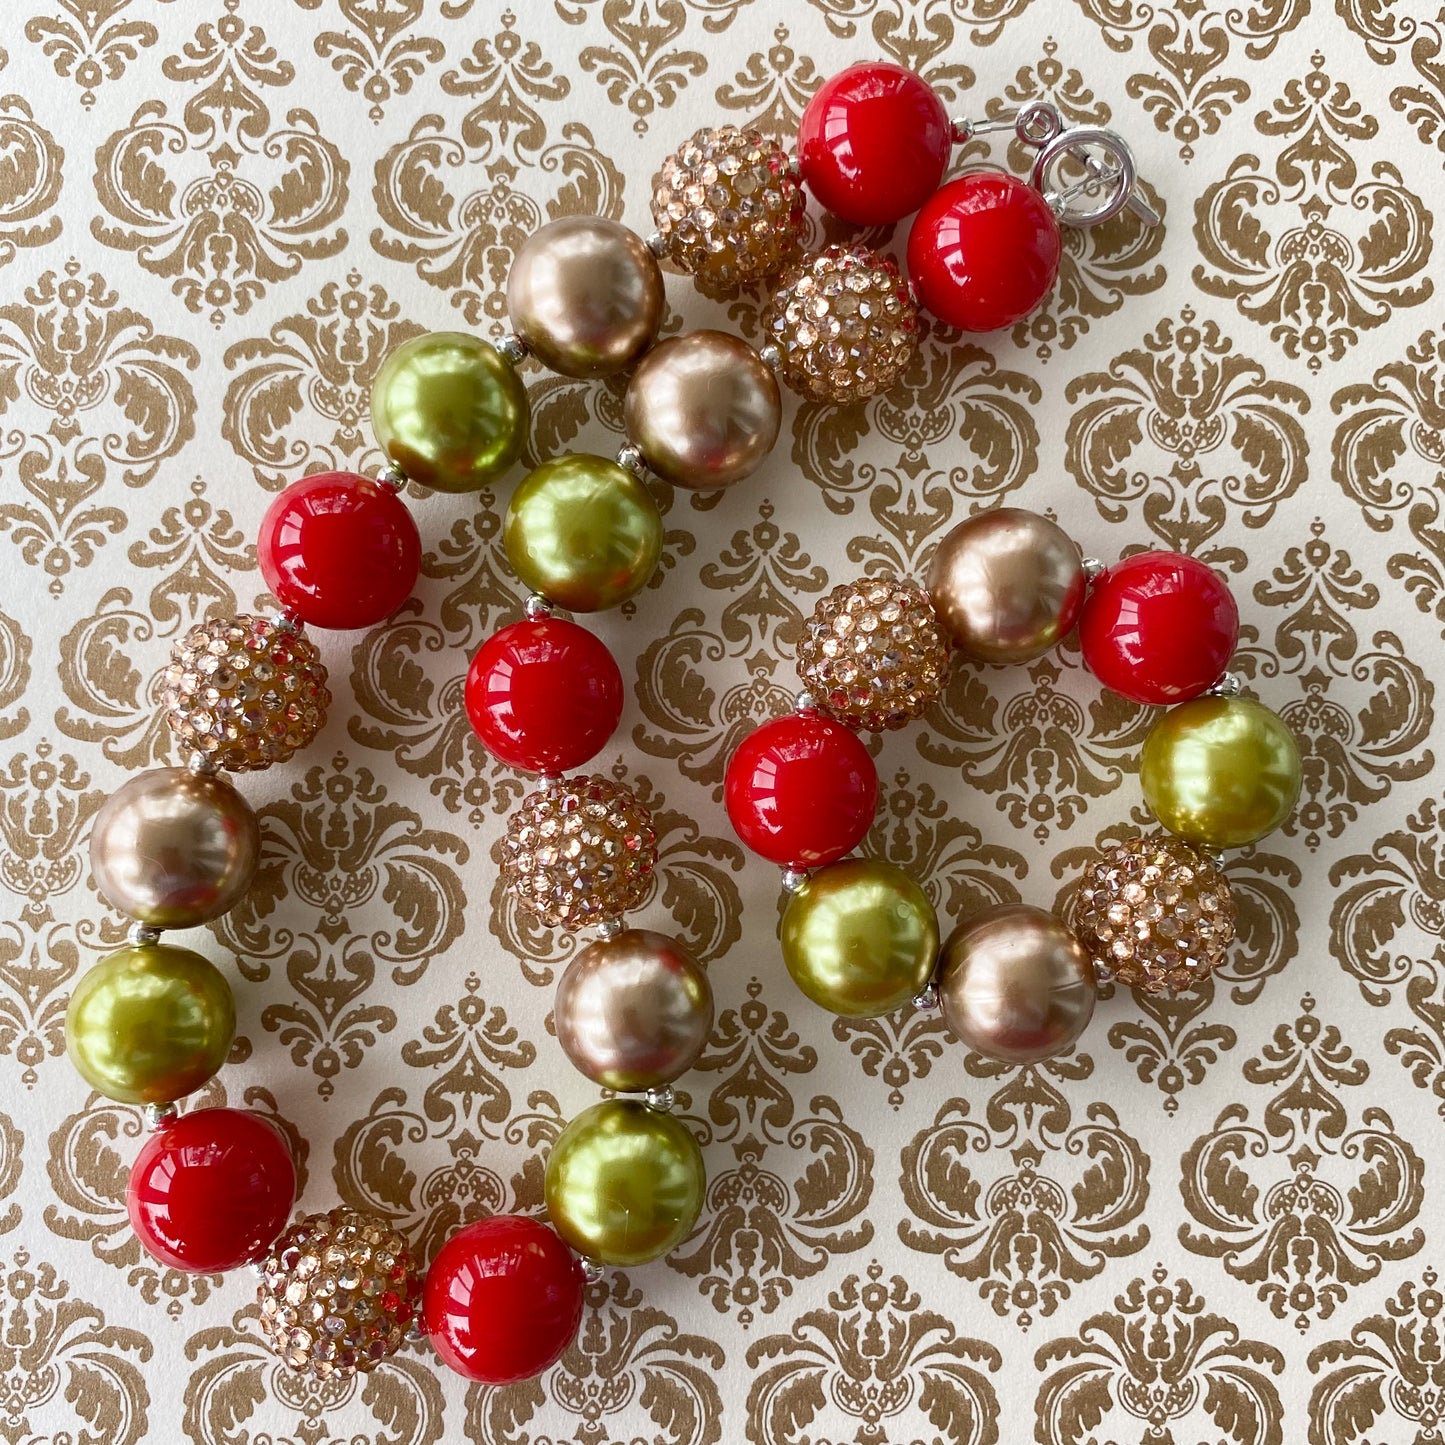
(505, 453, 663, 612)
(370, 331, 528, 492)
(544, 1099, 705, 1266)
(1140, 695, 1302, 849)
(780, 858, 939, 1018)
(64, 943, 236, 1105)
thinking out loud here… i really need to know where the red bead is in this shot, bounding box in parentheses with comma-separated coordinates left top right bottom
(797, 62, 952, 225)
(425, 1215, 584, 1384)
(258, 472, 421, 631)
(1080, 551, 1240, 705)
(906, 172, 1063, 332)
(126, 1108, 295, 1273)
(465, 617, 623, 774)
(725, 711, 879, 868)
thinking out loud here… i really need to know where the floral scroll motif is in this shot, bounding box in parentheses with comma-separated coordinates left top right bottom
(92, 1, 349, 324)
(467, 1275, 724, 1445)
(300, 0, 446, 124)
(747, 1264, 1001, 1445)
(0, 94, 64, 267)
(899, 1065, 1150, 1328)
(0, 264, 199, 592)
(23, 0, 172, 107)
(1034, 1268, 1285, 1444)
(1179, 996, 1424, 1329)
(1193, 55, 1434, 369)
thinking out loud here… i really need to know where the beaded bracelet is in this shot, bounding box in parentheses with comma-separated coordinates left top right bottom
(60, 58, 1296, 1397)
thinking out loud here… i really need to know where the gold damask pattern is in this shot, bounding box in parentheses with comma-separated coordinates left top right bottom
(1, 2, 1443, 1441)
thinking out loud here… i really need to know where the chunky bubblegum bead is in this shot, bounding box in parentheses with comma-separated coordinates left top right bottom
(426, 1215, 584, 1384)
(1079, 551, 1239, 705)
(907, 172, 1062, 331)
(465, 617, 623, 774)
(258, 472, 421, 631)
(127, 1108, 295, 1273)
(798, 61, 952, 225)
(725, 711, 878, 868)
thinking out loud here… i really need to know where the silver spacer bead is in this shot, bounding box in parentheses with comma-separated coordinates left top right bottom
(143, 1101, 178, 1131)
(186, 750, 220, 777)
(643, 1083, 676, 1112)
(794, 691, 817, 713)
(949, 117, 971, 144)
(758, 342, 783, 371)
(1082, 556, 1106, 583)
(496, 332, 529, 366)
(269, 606, 302, 633)
(128, 922, 163, 946)
(786, 154, 802, 180)
(596, 917, 625, 941)
(378, 462, 408, 492)
(910, 983, 939, 1011)
(524, 592, 555, 619)
(1206, 671, 1244, 698)
(781, 867, 809, 895)
(405, 1320, 428, 1344)
(1200, 845, 1227, 865)
(580, 1258, 606, 1284)
(616, 443, 647, 476)
(645, 230, 668, 257)
(1092, 960, 1117, 986)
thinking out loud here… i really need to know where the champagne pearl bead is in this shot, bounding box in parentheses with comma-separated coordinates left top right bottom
(926, 507, 1086, 664)
(554, 930, 712, 1091)
(544, 1099, 705, 1266)
(65, 943, 236, 1105)
(507, 217, 664, 378)
(938, 904, 1096, 1064)
(371, 331, 528, 493)
(1140, 695, 1301, 848)
(780, 858, 939, 1018)
(90, 767, 260, 928)
(505, 454, 663, 612)
(623, 331, 781, 490)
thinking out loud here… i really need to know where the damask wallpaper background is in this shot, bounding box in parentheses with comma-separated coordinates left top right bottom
(1, 0, 1443, 1440)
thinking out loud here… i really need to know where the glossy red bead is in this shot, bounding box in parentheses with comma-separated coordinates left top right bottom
(797, 61, 952, 225)
(1080, 551, 1240, 705)
(126, 1108, 295, 1273)
(465, 616, 623, 774)
(426, 1215, 584, 1384)
(258, 471, 421, 630)
(906, 171, 1063, 332)
(725, 711, 879, 868)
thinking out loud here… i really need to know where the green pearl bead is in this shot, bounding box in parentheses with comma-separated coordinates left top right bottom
(65, 943, 236, 1105)
(544, 1099, 705, 1266)
(505, 453, 663, 612)
(781, 858, 939, 1018)
(1140, 695, 1301, 849)
(370, 331, 528, 493)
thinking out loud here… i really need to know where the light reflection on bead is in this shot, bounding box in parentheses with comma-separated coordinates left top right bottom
(500, 775, 657, 931)
(257, 1207, 423, 1379)
(1070, 832, 1236, 994)
(796, 575, 950, 731)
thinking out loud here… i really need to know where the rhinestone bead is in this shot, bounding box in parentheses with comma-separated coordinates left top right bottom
(257, 1208, 422, 1380)
(500, 775, 657, 931)
(1070, 832, 1237, 995)
(651, 125, 807, 295)
(796, 576, 950, 731)
(161, 614, 330, 772)
(762, 245, 921, 404)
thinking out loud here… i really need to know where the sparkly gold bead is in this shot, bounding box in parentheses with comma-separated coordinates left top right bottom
(160, 615, 331, 772)
(762, 245, 921, 404)
(651, 125, 807, 295)
(500, 775, 657, 931)
(256, 1207, 423, 1380)
(796, 576, 950, 731)
(1070, 832, 1237, 994)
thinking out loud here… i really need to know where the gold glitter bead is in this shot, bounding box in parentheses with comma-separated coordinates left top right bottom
(1070, 832, 1237, 994)
(651, 125, 807, 295)
(796, 576, 950, 731)
(762, 245, 921, 404)
(501, 775, 657, 931)
(256, 1207, 423, 1380)
(161, 615, 331, 772)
